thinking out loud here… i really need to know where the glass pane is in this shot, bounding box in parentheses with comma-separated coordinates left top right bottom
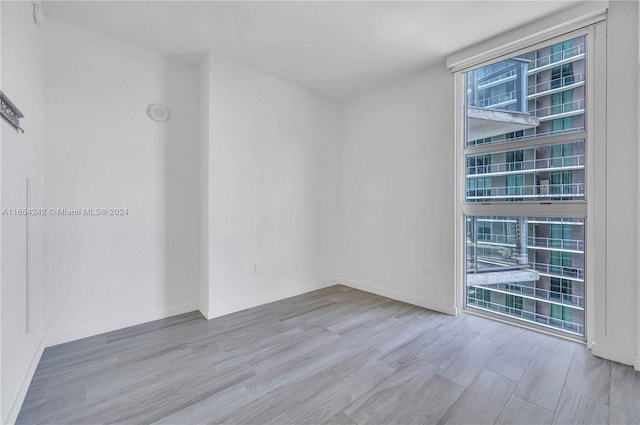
(466, 35, 586, 147)
(465, 140, 585, 202)
(465, 216, 585, 336)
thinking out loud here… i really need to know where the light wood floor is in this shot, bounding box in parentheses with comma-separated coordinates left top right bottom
(16, 285, 640, 425)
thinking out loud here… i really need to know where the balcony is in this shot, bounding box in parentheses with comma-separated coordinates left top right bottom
(471, 233, 584, 253)
(474, 233, 514, 246)
(467, 297, 584, 335)
(528, 217, 584, 226)
(466, 182, 584, 201)
(528, 73, 585, 98)
(533, 99, 585, 122)
(530, 261, 584, 281)
(467, 154, 585, 177)
(472, 282, 585, 309)
(467, 59, 540, 140)
(526, 43, 586, 74)
(527, 236, 584, 253)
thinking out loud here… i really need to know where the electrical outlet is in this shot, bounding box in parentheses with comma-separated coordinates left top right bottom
(254, 262, 263, 274)
(423, 264, 432, 277)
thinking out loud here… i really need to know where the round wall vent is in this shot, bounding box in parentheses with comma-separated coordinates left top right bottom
(147, 104, 170, 122)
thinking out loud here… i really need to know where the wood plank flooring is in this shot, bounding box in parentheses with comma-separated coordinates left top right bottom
(16, 285, 640, 424)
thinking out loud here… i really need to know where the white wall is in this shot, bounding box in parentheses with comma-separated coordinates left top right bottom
(591, 0, 639, 366)
(203, 55, 340, 318)
(43, 17, 200, 343)
(0, 2, 46, 423)
(335, 66, 457, 315)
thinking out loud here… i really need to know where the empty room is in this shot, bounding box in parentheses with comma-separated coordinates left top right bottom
(1, 0, 639, 424)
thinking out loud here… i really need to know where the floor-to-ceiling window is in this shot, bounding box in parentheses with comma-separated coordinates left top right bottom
(460, 31, 592, 339)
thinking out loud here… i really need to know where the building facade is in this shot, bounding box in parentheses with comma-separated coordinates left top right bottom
(464, 36, 586, 337)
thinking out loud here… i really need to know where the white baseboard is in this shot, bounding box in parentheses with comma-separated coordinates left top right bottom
(590, 342, 635, 367)
(337, 278, 458, 316)
(45, 302, 199, 347)
(4, 337, 47, 425)
(198, 303, 211, 320)
(205, 281, 336, 320)
(634, 355, 640, 371)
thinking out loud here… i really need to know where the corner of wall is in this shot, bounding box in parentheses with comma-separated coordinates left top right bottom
(206, 280, 336, 320)
(199, 55, 212, 319)
(337, 278, 457, 316)
(3, 337, 46, 425)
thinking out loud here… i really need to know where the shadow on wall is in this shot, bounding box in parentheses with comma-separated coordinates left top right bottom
(162, 57, 201, 312)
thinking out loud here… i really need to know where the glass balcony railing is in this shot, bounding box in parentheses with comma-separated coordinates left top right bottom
(535, 313, 584, 335)
(476, 91, 518, 109)
(485, 282, 585, 308)
(477, 68, 518, 89)
(467, 298, 584, 335)
(466, 182, 584, 200)
(466, 154, 585, 176)
(528, 217, 584, 225)
(469, 251, 584, 281)
(527, 43, 586, 72)
(527, 236, 584, 252)
(528, 73, 585, 96)
(533, 100, 585, 120)
(472, 234, 584, 253)
(530, 261, 584, 281)
(475, 233, 515, 245)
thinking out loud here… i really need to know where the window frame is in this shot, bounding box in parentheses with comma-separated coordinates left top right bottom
(454, 23, 606, 345)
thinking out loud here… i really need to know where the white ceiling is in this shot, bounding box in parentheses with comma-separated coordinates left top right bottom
(43, 1, 582, 100)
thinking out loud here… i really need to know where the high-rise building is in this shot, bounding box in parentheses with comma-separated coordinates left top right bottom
(464, 36, 587, 337)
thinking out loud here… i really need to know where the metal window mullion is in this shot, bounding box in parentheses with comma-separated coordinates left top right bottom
(461, 202, 588, 219)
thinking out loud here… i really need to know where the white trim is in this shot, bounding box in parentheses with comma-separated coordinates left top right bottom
(591, 342, 634, 367)
(455, 71, 466, 313)
(45, 302, 199, 347)
(585, 20, 606, 354)
(205, 281, 335, 320)
(337, 278, 458, 316)
(461, 202, 588, 218)
(3, 337, 46, 425)
(446, 1, 608, 72)
(637, 40, 640, 375)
